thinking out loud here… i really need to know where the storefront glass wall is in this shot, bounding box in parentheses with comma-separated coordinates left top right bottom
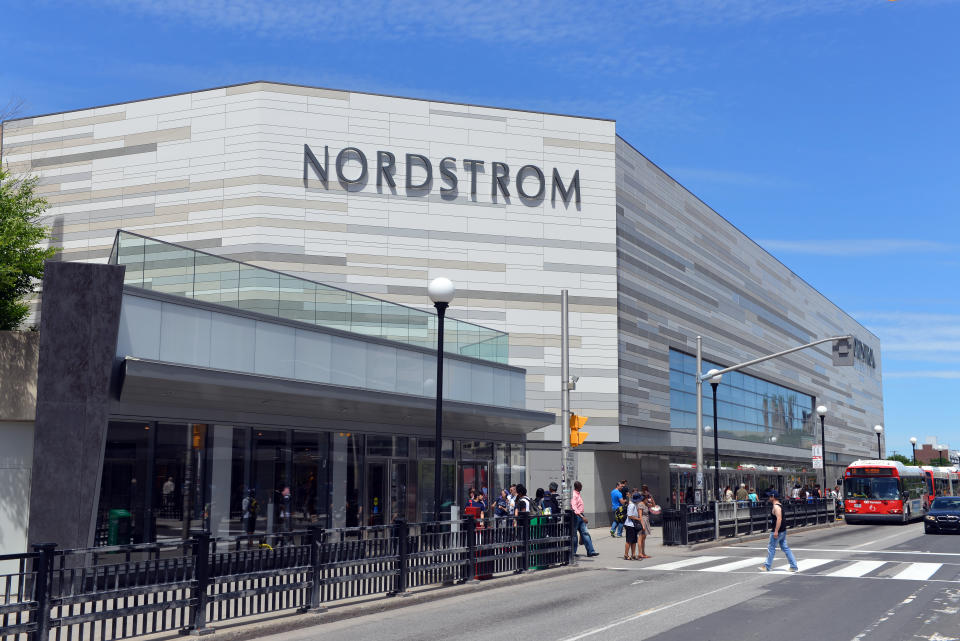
(95, 420, 524, 545)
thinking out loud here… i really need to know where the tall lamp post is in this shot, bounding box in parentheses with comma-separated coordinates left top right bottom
(910, 437, 918, 465)
(428, 277, 455, 522)
(707, 369, 722, 501)
(816, 405, 828, 497)
(874, 424, 884, 460)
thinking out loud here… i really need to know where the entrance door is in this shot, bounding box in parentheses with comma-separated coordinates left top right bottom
(459, 462, 490, 510)
(390, 461, 408, 522)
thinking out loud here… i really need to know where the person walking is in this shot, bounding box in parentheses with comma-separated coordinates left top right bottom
(571, 481, 599, 557)
(736, 483, 749, 501)
(760, 491, 798, 572)
(610, 480, 627, 537)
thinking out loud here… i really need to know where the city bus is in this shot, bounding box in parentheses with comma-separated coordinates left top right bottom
(920, 466, 959, 507)
(843, 460, 926, 524)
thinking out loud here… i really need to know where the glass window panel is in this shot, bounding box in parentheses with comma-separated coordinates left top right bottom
(238, 264, 279, 316)
(291, 431, 330, 529)
(381, 303, 409, 344)
(251, 429, 290, 534)
(315, 286, 350, 332)
(350, 294, 381, 336)
(194, 253, 239, 307)
(278, 274, 316, 324)
(95, 421, 152, 546)
(143, 239, 194, 298)
(116, 232, 146, 287)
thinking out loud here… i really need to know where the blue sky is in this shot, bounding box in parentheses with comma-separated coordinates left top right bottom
(3, 0, 958, 456)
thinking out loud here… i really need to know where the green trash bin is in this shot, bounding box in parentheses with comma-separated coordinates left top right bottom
(529, 515, 545, 570)
(108, 509, 132, 545)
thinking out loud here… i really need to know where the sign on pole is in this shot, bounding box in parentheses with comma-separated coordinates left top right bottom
(812, 444, 823, 469)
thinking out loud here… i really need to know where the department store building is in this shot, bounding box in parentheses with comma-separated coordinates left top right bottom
(0, 82, 883, 546)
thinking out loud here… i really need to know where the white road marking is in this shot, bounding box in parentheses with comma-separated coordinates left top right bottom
(557, 580, 750, 641)
(642, 556, 726, 571)
(726, 546, 960, 557)
(701, 558, 763, 572)
(775, 558, 834, 572)
(892, 562, 943, 581)
(852, 529, 919, 549)
(827, 560, 886, 577)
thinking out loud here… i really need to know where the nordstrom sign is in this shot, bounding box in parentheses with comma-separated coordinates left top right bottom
(303, 144, 581, 206)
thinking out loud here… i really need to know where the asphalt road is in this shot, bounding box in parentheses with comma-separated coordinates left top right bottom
(253, 522, 960, 641)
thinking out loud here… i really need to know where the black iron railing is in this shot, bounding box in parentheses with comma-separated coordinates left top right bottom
(662, 499, 837, 546)
(0, 513, 574, 641)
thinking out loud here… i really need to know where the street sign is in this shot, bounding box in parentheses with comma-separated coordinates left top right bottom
(812, 444, 823, 469)
(832, 338, 854, 366)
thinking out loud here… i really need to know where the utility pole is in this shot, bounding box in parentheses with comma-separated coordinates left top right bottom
(695, 336, 704, 504)
(560, 289, 572, 510)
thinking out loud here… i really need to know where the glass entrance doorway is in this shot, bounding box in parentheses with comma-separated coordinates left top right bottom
(458, 462, 489, 508)
(365, 459, 412, 525)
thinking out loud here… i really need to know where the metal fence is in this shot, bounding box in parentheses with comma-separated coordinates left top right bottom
(0, 513, 573, 641)
(662, 499, 837, 545)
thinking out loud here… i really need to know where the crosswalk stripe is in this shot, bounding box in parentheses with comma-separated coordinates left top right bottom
(774, 558, 834, 572)
(644, 556, 727, 571)
(825, 560, 886, 577)
(891, 562, 942, 581)
(701, 558, 763, 572)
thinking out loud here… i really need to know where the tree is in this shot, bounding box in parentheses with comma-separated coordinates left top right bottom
(0, 169, 57, 330)
(886, 454, 912, 465)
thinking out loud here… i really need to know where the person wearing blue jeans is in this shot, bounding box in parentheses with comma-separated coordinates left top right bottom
(571, 481, 599, 556)
(760, 491, 798, 572)
(610, 479, 627, 537)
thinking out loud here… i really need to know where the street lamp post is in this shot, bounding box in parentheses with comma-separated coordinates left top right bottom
(817, 405, 827, 497)
(428, 277, 455, 523)
(708, 369, 722, 501)
(874, 425, 884, 460)
(910, 437, 918, 465)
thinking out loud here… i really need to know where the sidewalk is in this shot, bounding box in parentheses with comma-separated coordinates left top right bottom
(575, 523, 665, 563)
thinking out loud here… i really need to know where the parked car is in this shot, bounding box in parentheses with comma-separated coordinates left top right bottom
(924, 497, 960, 534)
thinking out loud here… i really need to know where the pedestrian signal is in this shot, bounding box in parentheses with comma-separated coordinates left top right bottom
(570, 414, 589, 448)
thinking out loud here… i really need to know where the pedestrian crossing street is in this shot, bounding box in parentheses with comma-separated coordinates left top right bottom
(628, 555, 960, 582)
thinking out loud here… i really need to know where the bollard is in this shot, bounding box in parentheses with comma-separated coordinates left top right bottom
(303, 524, 326, 612)
(463, 517, 477, 583)
(30, 543, 56, 641)
(188, 531, 214, 635)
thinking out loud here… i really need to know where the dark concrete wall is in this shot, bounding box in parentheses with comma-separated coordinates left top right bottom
(28, 261, 124, 549)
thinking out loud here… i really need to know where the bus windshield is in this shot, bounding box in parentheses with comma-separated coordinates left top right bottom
(845, 477, 900, 500)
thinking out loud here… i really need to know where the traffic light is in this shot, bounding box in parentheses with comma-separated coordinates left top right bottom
(570, 413, 589, 448)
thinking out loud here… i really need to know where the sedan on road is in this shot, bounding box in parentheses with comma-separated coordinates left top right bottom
(924, 497, 960, 534)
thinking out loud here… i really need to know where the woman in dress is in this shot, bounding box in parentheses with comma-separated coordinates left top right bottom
(638, 492, 657, 559)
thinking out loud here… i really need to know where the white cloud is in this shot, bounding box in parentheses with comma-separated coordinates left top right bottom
(758, 239, 957, 256)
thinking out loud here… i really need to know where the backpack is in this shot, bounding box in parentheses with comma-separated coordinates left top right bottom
(614, 504, 627, 523)
(520, 496, 542, 516)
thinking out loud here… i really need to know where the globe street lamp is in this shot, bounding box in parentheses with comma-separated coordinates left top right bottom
(817, 405, 828, 498)
(707, 369, 722, 502)
(910, 437, 918, 465)
(874, 424, 884, 460)
(428, 277, 455, 522)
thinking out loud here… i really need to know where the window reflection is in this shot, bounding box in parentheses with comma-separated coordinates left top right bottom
(668, 349, 816, 448)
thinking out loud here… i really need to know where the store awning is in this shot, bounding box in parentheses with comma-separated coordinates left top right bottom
(114, 357, 554, 438)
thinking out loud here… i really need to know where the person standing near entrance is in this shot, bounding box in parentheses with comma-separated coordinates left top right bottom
(610, 480, 627, 537)
(571, 481, 599, 557)
(760, 491, 798, 572)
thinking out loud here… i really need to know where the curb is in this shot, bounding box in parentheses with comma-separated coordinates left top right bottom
(685, 520, 845, 551)
(200, 563, 588, 641)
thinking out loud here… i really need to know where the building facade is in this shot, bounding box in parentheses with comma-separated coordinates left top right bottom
(1, 81, 883, 530)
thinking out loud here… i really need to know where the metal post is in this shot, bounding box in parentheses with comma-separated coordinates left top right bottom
(565, 509, 577, 565)
(519, 513, 531, 573)
(393, 518, 409, 595)
(31, 542, 55, 641)
(877, 433, 882, 459)
(304, 524, 325, 612)
(820, 415, 827, 500)
(463, 517, 477, 582)
(695, 336, 704, 505)
(188, 531, 214, 635)
(912, 443, 917, 465)
(711, 381, 720, 540)
(433, 301, 448, 523)
(560, 290, 571, 510)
